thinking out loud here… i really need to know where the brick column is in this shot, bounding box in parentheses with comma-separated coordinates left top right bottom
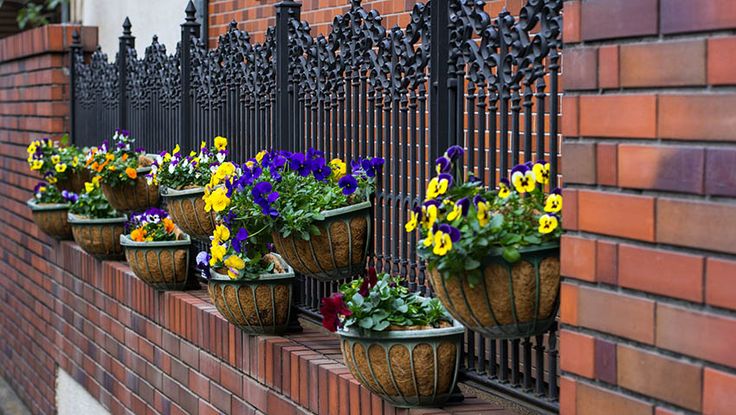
(560, 1, 736, 414)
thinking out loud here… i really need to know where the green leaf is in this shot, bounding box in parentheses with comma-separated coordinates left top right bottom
(464, 258, 480, 270)
(373, 320, 390, 331)
(358, 317, 373, 329)
(502, 247, 521, 263)
(351, 293, 364, 307)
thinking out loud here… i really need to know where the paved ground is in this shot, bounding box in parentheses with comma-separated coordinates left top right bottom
(0, 376, 30, 415)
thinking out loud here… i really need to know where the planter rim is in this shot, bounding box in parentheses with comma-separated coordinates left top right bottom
(209, 253, 295, 282)
(320, 200, 372, 219)
(120, 233, 191, 247)
(27, 198, 70, 211)
(337, 320, 465, 340)
(482, 241, 560, 260)
(160, 185, 206, 197)
(68, 212, 127, 225)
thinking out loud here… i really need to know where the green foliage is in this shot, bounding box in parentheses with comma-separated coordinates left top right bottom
(16, 0, 68, 30)
(340, 274, 451, 332)
(85, 131, 147, 187)
(149, 140, 228, 190)
(69, 184, 118, 219)
(26, 137, 85, 182)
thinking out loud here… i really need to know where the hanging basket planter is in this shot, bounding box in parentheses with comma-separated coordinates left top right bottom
(54, 168, 90, 194)
(428, 244, 560, 340)
(27, 199, 73, 240)
(207, 254, 294, 335)
(120, 233, 191, 290)
(160, 186, 216, 240)
(338, 322, 464, 408)
(101, 166, 159, 212)
(272, 201, 371, 282)
(68, 213, 127, 260)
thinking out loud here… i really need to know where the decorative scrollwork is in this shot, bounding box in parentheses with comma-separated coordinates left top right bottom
(75, 47, 119, 109)
(127, 36, 182, 110)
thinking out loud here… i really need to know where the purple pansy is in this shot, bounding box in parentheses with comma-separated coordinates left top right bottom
(338, 175, 358, 195)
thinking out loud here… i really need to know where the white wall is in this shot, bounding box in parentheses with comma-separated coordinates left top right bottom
(72, 0, 190, 59)
(56, 368, 109, 415)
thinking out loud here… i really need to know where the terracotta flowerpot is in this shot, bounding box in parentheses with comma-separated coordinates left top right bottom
(101, 167, 159, 212)
(207, 254, 294, 335)
(55, 168, 90, 194)
(339, 322, 464, 408)
(68, 213, 127, 260)
(272, 201, 371, 282)
(428, 244, 560, 339)
(27, 199, 73, 240)
(161, 186, 216, 240)
(120, 233, 191, 290)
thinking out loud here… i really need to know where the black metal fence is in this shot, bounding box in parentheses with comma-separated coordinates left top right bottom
(70, 0, 562, 412)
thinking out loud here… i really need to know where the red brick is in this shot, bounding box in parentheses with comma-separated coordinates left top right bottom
(658, 95, 736, 142)
(579, 95, 657, 139)
(562, 188, 578, 231)
(708, 37, 736, 85)
(598, 45, 619, 89)
(620, 40, 706, 87)
(562, 141, 596, 184)
(595, 142, 617, 187)
(656, 303, 736, 367)
(618, 144, 704, 194)
(560, 330, 595, 378)
(617, 345, 703, 411)
(560, 377, 577, 415)
(705, 148, 736, 197)
(560, 283, 579, 325)
(577, 286, 655, 344)
(565, 47, 598, 90)
(561, 235, 596, 282)
(706, 257, 736, 310)
(703, 368, 736, 415)
(618, 244, 704, 302)
(595, 240, 618, 285)
(576, 381, 653, 415)
(580, 0, 658, 41)
(578, 190, 655, 242)
(661, 0, 736, 34)
(562, 95, 579, 138)
(657, 198, 736, 255)
(594, 338, 617, 384)
(563, 1, 581, 44)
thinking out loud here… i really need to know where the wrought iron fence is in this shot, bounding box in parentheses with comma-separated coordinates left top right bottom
(69, 0, 562, 412)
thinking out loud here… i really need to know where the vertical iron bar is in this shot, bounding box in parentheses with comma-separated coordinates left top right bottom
(119, 17, 134, 130)
(429, 0, 450, 162)
(275, 1, 302, 150)
(181, 1, 200, 151)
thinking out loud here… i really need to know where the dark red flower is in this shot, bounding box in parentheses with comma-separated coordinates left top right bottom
(359, 267, 378, 297)
(320, 293, 351, 332)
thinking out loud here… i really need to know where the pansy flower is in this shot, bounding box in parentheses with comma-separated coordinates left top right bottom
(544, 188, 562, 213)
(232, 228, 249, 254)
(426, 173, 453, 199)
(510, 164, 536, 193)
(446, 197, 469, 221)
(538, 214, 558, 234)
(320, 293, 352, 332)
(212, 224, 231, 243)
(338, 175, 358, 195)
(404, 207, 420, 232)
(214, 136, 228, 151)
(358, 267, 378, 297)
(532, 161, 550, 184)
(446, 145, 464, 161)
(329, 158, 347, 179)
(435, 156, 451, 174)
(498, 178, 511, 198)
(196, 252, 211, 278)
(433, 224, 461, 256)
(289, 153, 312, 177)
(421, 201, 439, 230)
(204, 187, 230, 212)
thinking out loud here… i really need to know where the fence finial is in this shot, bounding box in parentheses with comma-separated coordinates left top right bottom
(122, 17, 132, 35)
(185, 0, 197, 21)
(72, 29, 81, 46)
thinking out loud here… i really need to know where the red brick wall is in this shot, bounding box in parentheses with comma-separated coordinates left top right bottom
(208, 0, 526, 44)
(560, 1, 736, 414)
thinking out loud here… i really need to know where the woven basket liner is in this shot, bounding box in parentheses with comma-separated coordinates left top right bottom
(428, 244, 560, 340)
(161, 186, 216, 240)
(27, 199, 73, 240)
(338, 323, 464, 408)
(272, 201, 371, 282)
(101, 166, 159, 212)
(68, 213, 126, 260)
(121, 234, 191, 291)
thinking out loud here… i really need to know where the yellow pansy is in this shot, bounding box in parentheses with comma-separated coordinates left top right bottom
(189, 151, 197, 157)
(27, 142, 37, 155)
(209, 242, 226, 266)
(85, 182, 95, 193)
(532, 161, 550, 184)
(215, 162, 236, 181)
(544, 193, 562, 213)
(422, 230, 434, 247)
(55, 163, 67, 173)
(105, 153, 115, 161)
(213, 224, 231, 243)
(405, 210, 419, 232)
(163, 152, 172, 162)
(71, 156, 79, 167)
(498, 179, 511, 198)
(477, 200, 491, 227)
(255, 150, 268, 164)
(420, 203, 438, 230)
(446, 201, 463, 221)
(433, 230, 452, 256)
(330, 158, 347, 179)
(173, 144, 181, 155)
(51, 155, 60, 164)
(538, 214, 558, 234)
(510, 165, 536, 193)
(30, 160, 43, 170)
(426, 174, 452, 199)
(224, 255, 246, 279)
(214, 136, 228, 151)
(204, 187, 230, 212)
(91, 175, 102, 187)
